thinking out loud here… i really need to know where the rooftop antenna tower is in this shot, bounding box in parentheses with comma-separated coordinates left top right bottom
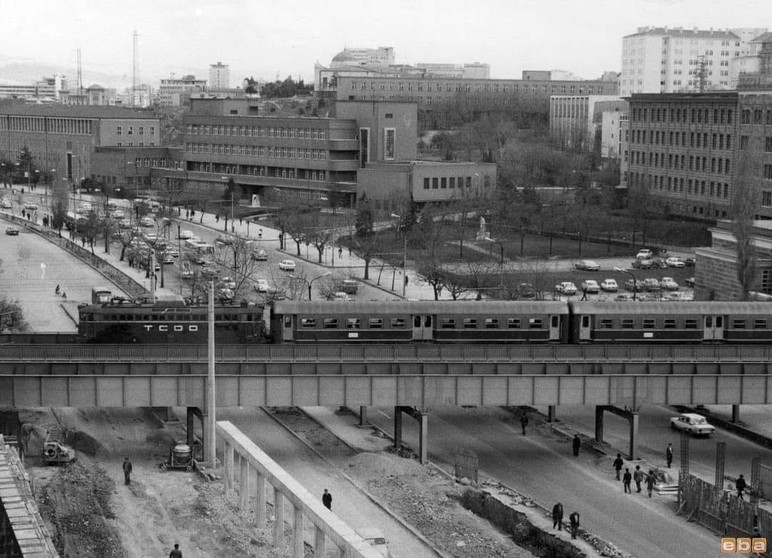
(77, 48, 83, 96)
(132, 29, 139, 107)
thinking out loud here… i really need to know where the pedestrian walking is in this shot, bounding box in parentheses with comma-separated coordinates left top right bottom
(55, 284, 60, 296)
(258, 228, 263, 239)
(322, 488, 332, 510)
(169, 543, 182, 558)
(185, 209, 189, 219)
(633, 465, 644, 493)
(613, 453, 624, 481)
(338, 246, 342, 258)
(552, 502, 564, 530)
(666, 443, 674, 468)
(572, 434, 581, 456)
(405, 275, 409, 286)
(569, 511, 580, 540)
(122, 457, 133, 485)
(623, 468, 632, 493)
(645, 470, 656, 498)
(520, 413, 529, 436)
(736, 474, 747, 500)
(215, 214, 219, 223)
(581, 287, 588, 301)
(21, 209, 25, 219)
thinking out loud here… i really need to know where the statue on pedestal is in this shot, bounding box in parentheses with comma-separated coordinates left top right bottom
(475, 216, 488, 241)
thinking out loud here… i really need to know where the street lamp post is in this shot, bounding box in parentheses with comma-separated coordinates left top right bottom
(290, 272, 331, 301)
(390, 213, 408, 297)
(485, 238, 505, 295)
(614, 267, 637, 301)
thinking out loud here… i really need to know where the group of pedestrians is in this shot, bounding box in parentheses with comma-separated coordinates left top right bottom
(615, 453, 658, 498)
(551, 502, 581, 539)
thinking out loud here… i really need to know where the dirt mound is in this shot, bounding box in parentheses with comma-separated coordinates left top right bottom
(68, 430, 105, 457)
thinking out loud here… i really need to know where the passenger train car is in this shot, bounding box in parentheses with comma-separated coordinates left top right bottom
(71, 299, 772, 345)
(77, 299, 265, 344)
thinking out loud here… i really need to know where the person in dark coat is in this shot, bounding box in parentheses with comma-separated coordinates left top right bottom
(552, 502, 564, 530)
(633, 465, 644, 493)
(623, 468, 632, 493)
(569, 511, 580, 539)
(645, 470, 656, 498)
(122, 457, 132, 485)
(169, 543, 182, 558)
(613, 453, 624, 480)
(322, 488, 332, 510)
(572, 434, 581, 456)
(666, 443, 674, 468)
(520, 413, 529, 435)
(736, 474, 747, 500)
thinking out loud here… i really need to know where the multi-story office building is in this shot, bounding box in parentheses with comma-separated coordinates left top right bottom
(330, 74, 618, 129)
(620, 27, 767, 97)
(621, 91, 772, 221)
(549, 95, 624, 151)
(209, 62, 230, 90)
(0, 102, 160, 186)
(157, 75, 207, 107)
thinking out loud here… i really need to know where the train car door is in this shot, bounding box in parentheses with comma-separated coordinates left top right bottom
(578, 313, 591, 341)
(412, 314, 433, 340)
(703, 315, 724, 340)
(549, 314, 563, 341)
(282, 314, 294, 341)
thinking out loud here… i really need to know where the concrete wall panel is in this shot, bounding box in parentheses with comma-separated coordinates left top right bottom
(218, 377, 242, 406)
(456, 377, 482, 405)
(533, 377, 560, 405)
(507, 377, 535, 405)
(237, 377, 267, 406)
(480, 377, 509, 406)
(692, 376, 719, 404)
(124, 377, 152, 406)
(345, 377, 376, 406)
(584, 377, 612, 405)
(371, 377, 399, 407)
(265, 377, 293, 406)
(96, 378, 125, 406)
(291, 377, 320, 406)
(39, 378, 69, 406)
(558, 377, 587, 405)
(319, 377, 346, 406)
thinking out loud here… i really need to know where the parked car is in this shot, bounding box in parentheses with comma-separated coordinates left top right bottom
(517, 283, 537, 299)
(219, 276, 236, 290)
(685, 277, 696, 288)
(252, 249, 268, 261)
(178, 230, 194, 240)
(140, 216, 155, 228)
(356, 528, 392, 558)
(624, 278, 643, 292)
(575, 260, 600, 271)
(0, 199, 12, 209)
(636, 249, 653, 260)
(642, 278, 661, 291)
(670, 413, 715, 437)
(278, 259, 296, 271)
(661, 277, 680, 290)
(600, 278, 618, 292)
(5, 226, 19, 236)
(581, 279, 600, 294)
(328, 291, 351, 301)
(684, 257, 696, 267)
(666, 257, 685, 268)
(254, 279, 269, 293)
(555, 281, 577, 295)
(162, 254, 175, 264)
(631, 259, 653, 270)
(650, 257, 669, 269)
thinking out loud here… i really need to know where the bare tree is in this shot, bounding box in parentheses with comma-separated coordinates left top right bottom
(417, 259, 447, 300)
(732, 146, 761, 300)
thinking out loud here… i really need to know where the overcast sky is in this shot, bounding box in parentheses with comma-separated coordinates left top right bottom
(2, 0, 769, 85)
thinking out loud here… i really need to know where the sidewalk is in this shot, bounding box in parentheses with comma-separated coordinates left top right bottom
(176, 207, 456, 301)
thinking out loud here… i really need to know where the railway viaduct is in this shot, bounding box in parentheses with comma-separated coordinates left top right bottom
(2, 342, 772, 461)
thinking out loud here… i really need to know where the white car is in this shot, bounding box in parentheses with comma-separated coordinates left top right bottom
(666, 257, 685, 268)
(555, 281, 577, 295)
(670, 413, 715, 437)
(0, 199, 11, 209)
(661, 277, 680, 291)
(254, 279, 269, 293)
(140, 216, 155, 228)
(600, 278, 618, 292)
(179, 230, 194, 240)
(219, 276, 236, 290)
(581, 280, 600, 294)
(357, 528, 392, 558)
(636, 249, 653, 260)
(278, 259, 296, 271)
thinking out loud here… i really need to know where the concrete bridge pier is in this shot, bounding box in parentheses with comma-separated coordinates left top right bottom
(394, 406, 429, 463)
(595, 405, 640, 460)
(732, 404, 740, 423)
(547, 405, 557, 423)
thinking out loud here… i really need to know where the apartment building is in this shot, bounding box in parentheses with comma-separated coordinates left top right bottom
(620, 26, 767, 97)
(549, 95, 625, 152)
(209, 62, 230, 90)
(157, 75, 207, 107)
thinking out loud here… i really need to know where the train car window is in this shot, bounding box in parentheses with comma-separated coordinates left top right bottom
(485, 318, 499, 329)
(551, 316, 559, 327)
(346, 318, 361, 329)
(755, 319, 767, 329)
(528, 318, 543, 329)
(664, 319, 676, 329)
(600, 319, 613, 329)
(716, 317, 723, 327)
(440, 318, 456, 329)
(414, 316, 421, 327)
(463, 318, 477, 329)
(283, 316, 292, 327)
(685, 319, 698, 329)
(581, 316, 589, 327)
(368, 318, 383, 328)
(301, 318, 316, 328)
(424, 316, 432, 327)
(643, 319, 656, 329)
(323, 318, 338, 329)
(392, 318, 406, 328)
(733, 320, 746, 329)
(507, 318, 521, 328)
(621, 319, 634, 329)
